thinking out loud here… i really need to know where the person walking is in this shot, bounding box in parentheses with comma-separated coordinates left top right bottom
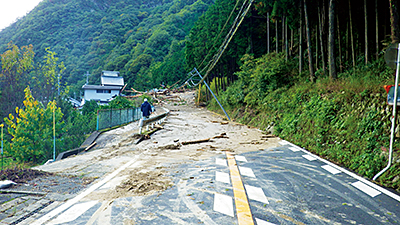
(140, 98, 152, 119)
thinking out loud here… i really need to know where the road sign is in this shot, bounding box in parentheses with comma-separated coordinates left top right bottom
(384, 85, 400, 105)
(385, 44, 399, 69)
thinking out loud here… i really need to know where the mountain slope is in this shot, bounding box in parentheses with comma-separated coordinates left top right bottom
(0, 0, 213, 96)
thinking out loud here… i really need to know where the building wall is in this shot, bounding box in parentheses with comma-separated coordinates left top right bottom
(84, 89, 120, 102)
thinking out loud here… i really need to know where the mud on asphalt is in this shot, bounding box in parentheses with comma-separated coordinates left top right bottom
(0, 91, 279, 224)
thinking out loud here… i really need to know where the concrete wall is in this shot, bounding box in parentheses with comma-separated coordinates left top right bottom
(84, 89, 120, 102)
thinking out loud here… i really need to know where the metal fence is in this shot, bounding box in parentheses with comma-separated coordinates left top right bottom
(96, 108, 141, 130)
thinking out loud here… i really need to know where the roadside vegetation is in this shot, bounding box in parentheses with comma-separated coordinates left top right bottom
(184, 0, 400, 191)
(205, 53, 400, 191)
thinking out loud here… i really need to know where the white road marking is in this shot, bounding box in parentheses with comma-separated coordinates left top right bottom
(351, 181, 381, 197)
(282, 139, 400, 202)
(302, 154, 317, 161)
(98, 175, 128, 190)
(239, 166, 256, 178)
(279, 140, 290, 146)
(31, 156, 143, 225)
(47, 201, 98, 225)
(289, 147, 301, 152)
(216, 171, 230, 184)
(321, 165, 341, 175)
(245, 184, 269, 204)
(213, 193, 234, 217)
(255, 218, 277, 225)
(216, 158, 227, 166)
(235, 155, 248, 162)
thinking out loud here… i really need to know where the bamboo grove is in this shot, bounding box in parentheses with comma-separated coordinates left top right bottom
(186, 0, 399, 86)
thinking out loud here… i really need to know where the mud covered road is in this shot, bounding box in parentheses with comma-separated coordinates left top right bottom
(2, 91, 400, 225)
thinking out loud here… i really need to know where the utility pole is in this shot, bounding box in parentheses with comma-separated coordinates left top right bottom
(1, 124, 3, 171)
(58, 74, 60, 96)
(85, 71, 90, 84)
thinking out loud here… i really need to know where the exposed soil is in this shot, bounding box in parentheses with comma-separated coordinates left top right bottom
(1, 90, 281, 210)
(0, 168, 50, 184)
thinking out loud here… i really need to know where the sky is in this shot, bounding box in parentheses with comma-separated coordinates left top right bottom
(0, 0, 43, 31)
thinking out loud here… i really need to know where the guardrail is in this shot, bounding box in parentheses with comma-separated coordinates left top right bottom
(139, 108, 170, 134)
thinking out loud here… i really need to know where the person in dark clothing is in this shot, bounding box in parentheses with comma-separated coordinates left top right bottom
(141, 98, 152, 119)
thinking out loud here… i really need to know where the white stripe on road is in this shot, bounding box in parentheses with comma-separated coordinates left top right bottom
(216, 171, 230, 184)
(213, 193, 234, 217)
(235, 155, 248, 162)
(31, 156, 143, 225)
(302, 154, 317, 161)
(281, 139, 400, 202)
(239, 166, 256, 178)
(321, 165, 341, 175)
(255, 218, 277, 225)
(279, 140, 291, 146)
(351, 181, 381, 197)
(216, 158, 227, 166)
(98, 175, 128, 190)
(47, 201, 98, 225)
(245, 184, 269, 204)
(289, 147, 301, 152)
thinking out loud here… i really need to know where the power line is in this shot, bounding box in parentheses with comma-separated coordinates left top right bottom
(179, 0, 254, 89)
(197, 0, 242, 69)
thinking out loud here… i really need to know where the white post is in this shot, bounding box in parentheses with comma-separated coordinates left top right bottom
(373, 43, 400, 180)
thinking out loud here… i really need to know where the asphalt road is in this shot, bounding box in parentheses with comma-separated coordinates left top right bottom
(21, 139, 400, 225)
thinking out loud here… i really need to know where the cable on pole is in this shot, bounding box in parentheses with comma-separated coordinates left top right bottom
(197, 0, 242, 69)
(178, 0, 254, 89)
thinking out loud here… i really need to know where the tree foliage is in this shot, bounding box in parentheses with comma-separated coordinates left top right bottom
(4, 87, 63, 164)
(0, 42, 35, 121)
(0, 0, 213, 98)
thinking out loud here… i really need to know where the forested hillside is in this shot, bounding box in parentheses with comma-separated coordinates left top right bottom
(0, 0, 212, 113)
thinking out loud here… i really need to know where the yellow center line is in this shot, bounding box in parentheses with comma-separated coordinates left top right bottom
(226, 152, 254, 225)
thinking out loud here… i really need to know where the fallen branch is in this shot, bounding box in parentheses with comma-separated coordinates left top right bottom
(135, 127, 162, 144)
(84, 142, 96, 152)
(123, 94, 143, 98)
(0, 190, 47, 196)
(181, 138, 211, 145)
(213, 133, 229, 139)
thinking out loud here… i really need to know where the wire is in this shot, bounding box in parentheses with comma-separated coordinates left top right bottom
(197, 0, 242, 69)
(198, 0, 254, 85)
(178, 0, 254, 89)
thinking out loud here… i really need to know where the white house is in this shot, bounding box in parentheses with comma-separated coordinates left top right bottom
(82, 71, 125, 105)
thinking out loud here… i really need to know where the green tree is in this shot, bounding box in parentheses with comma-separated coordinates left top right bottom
(0, 42, 34, 122)
(36, 47, 66, 105)
(4, 87, 64, 164)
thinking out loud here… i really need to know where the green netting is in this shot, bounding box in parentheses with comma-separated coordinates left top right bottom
(97, 108, 141, 130)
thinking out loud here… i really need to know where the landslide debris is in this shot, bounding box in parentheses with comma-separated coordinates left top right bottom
(0, 168, 50, 184)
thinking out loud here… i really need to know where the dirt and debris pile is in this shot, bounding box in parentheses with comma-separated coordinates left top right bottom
(116, 170, 172, 195)
(0, 168, 51, 184)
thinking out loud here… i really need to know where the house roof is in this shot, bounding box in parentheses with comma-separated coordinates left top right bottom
(101, 76, 124, 86)
(102, 71, 120, 77)
(82, 84, 122, 90)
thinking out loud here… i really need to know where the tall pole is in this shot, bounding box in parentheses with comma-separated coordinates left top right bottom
(194, 68, 231, 121)
(85, 71, 90, 84)
(53, 107, 56, 161)
(58, 74, 60, 96)
(1, 124, 3, 171)
(373, 43, 400, 180)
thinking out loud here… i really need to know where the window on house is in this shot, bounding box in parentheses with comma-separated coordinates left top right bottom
(96, 90, 111, 93)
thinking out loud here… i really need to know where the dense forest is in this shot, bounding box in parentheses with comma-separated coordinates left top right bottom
(0, 0, 213, 120)
(2, 0, 400, 189)
(186, 0, 396, 87)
